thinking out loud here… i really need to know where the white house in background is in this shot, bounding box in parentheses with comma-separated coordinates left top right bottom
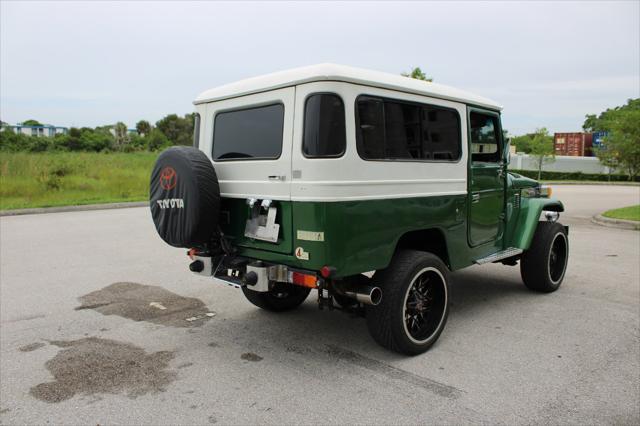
(106, 126, 138, 137)
(3, 123, 69, 137)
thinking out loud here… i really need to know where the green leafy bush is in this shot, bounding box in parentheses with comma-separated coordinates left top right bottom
(146, 129, 171, 151)
(510, 169, 640, 182)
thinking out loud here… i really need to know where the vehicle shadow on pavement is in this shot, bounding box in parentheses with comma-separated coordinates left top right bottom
(448, 266, 534, 319)
(221, 266, 534, 361)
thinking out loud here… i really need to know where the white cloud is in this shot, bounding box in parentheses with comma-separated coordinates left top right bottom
(1, 1, 638, 133)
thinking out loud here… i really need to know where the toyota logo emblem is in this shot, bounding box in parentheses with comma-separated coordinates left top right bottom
(159, 167, 177, 190)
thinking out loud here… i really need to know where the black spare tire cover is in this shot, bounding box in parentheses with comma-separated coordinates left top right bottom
(150, 146, 220, 248)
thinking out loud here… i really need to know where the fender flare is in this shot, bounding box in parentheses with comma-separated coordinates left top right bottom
(512, 198, 564, 250)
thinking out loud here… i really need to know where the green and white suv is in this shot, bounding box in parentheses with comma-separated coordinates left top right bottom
(149, 64, 569, 355)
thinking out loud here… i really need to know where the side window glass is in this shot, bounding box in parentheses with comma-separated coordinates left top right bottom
(384, 102, 421, 159)
(422, 106, 461, 160)
(357, 97, 385, 159)
(470, 112, 501, 163)
(357, 96, 461, 161)
(303, 94, 346, 157)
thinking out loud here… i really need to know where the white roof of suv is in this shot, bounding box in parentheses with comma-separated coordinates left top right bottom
(194, 63, 502, 110)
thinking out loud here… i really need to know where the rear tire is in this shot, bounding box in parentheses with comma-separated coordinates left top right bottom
(520, 221, 569, 293)
(366, 251, 450, 355)
(242, 283, 310, 312)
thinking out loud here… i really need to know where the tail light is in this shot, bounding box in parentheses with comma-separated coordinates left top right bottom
(290, 272, 317, 289)
(320, 266, 336, 278)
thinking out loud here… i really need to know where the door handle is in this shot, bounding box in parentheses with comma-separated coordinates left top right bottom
(497, 169, 505, 178)
(472, 193, 480, 203)
(268, 175, 286, 181)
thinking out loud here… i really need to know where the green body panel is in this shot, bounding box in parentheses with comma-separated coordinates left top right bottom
(467, 107, 506, 249)
(507, 197, 564, 250)
(218, 165, 559, 278)
(507, 172, 539, 190)
(226, 195, 481, 277)
(221, 190, 559, 276)
(469, 162, 505, 247)
(292, 196, 471, 276)
(503, 172, 564, 250)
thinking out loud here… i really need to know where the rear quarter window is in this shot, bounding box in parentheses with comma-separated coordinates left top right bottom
(213, 103, 284, 161)
(303, 93, 346, 158)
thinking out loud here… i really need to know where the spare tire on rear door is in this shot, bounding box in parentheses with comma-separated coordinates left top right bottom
(150, 146, 220, 248)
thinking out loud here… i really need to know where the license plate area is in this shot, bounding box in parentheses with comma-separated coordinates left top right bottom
(219, 198, 292, 254)
(244, 202, 280, 243)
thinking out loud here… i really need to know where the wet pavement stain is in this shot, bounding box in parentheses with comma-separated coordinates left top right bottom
(75, 282, 214, 327)
(19, 342, 45, 352)
(240, 353, 263, 362)
(4, 313, 45, 324)
(30, 337, 176, 403)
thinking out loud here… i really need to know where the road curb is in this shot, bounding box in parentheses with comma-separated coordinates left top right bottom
(0, 201, 148, 217)
(591, 214, 640, 231)
(541, 181, 640, 186)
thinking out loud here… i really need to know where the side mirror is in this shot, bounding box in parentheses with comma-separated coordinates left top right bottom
(503, 138, 511, 165)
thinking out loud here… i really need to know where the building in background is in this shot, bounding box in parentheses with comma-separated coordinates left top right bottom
(592, 131, 609, 150)
(554, 132, 593, 157)
(105, 126, 138, 136)
(2, 123, 69, 137)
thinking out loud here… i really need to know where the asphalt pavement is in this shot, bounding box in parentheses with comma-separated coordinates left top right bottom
(1, 185, 639, 425)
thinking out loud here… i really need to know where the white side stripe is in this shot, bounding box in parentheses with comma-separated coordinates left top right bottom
(219, 191, 467, 202)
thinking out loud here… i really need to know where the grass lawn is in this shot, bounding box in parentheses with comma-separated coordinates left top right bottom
(0, 152, 158, 210)
(602, 205, 640, 222)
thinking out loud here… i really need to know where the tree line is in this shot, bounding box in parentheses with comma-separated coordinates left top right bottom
(2, 65, 637, 180)
(508, 99, 639, 181)
(0, 113, 196, 153)
(583, 98, 640, 181)
(0, 67, 429, 154)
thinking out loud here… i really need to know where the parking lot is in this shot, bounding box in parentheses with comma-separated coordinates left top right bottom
(1, 184, 638, 425)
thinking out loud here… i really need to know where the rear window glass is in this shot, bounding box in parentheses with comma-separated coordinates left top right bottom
(213, 103, 284, 161)
(356, 96, 460, 161)
(303, 94, 346, 157)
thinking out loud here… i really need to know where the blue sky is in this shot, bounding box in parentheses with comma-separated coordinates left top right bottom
(1, 1, 638, 135)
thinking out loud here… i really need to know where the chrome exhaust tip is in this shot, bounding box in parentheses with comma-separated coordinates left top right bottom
(343, 285, 382, 306)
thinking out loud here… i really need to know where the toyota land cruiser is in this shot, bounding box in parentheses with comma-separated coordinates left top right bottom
(149, 64, 569, 355)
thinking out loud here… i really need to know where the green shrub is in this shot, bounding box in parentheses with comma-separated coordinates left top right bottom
(509, 169, 640, 182)
(146, 129, 171, 151)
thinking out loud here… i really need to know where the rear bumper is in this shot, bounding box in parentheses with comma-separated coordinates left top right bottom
(189, 252, 321, 293)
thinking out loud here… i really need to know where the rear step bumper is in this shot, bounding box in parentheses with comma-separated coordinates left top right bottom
(189, 252, 320, 293)
(187, 251, 381, 306)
